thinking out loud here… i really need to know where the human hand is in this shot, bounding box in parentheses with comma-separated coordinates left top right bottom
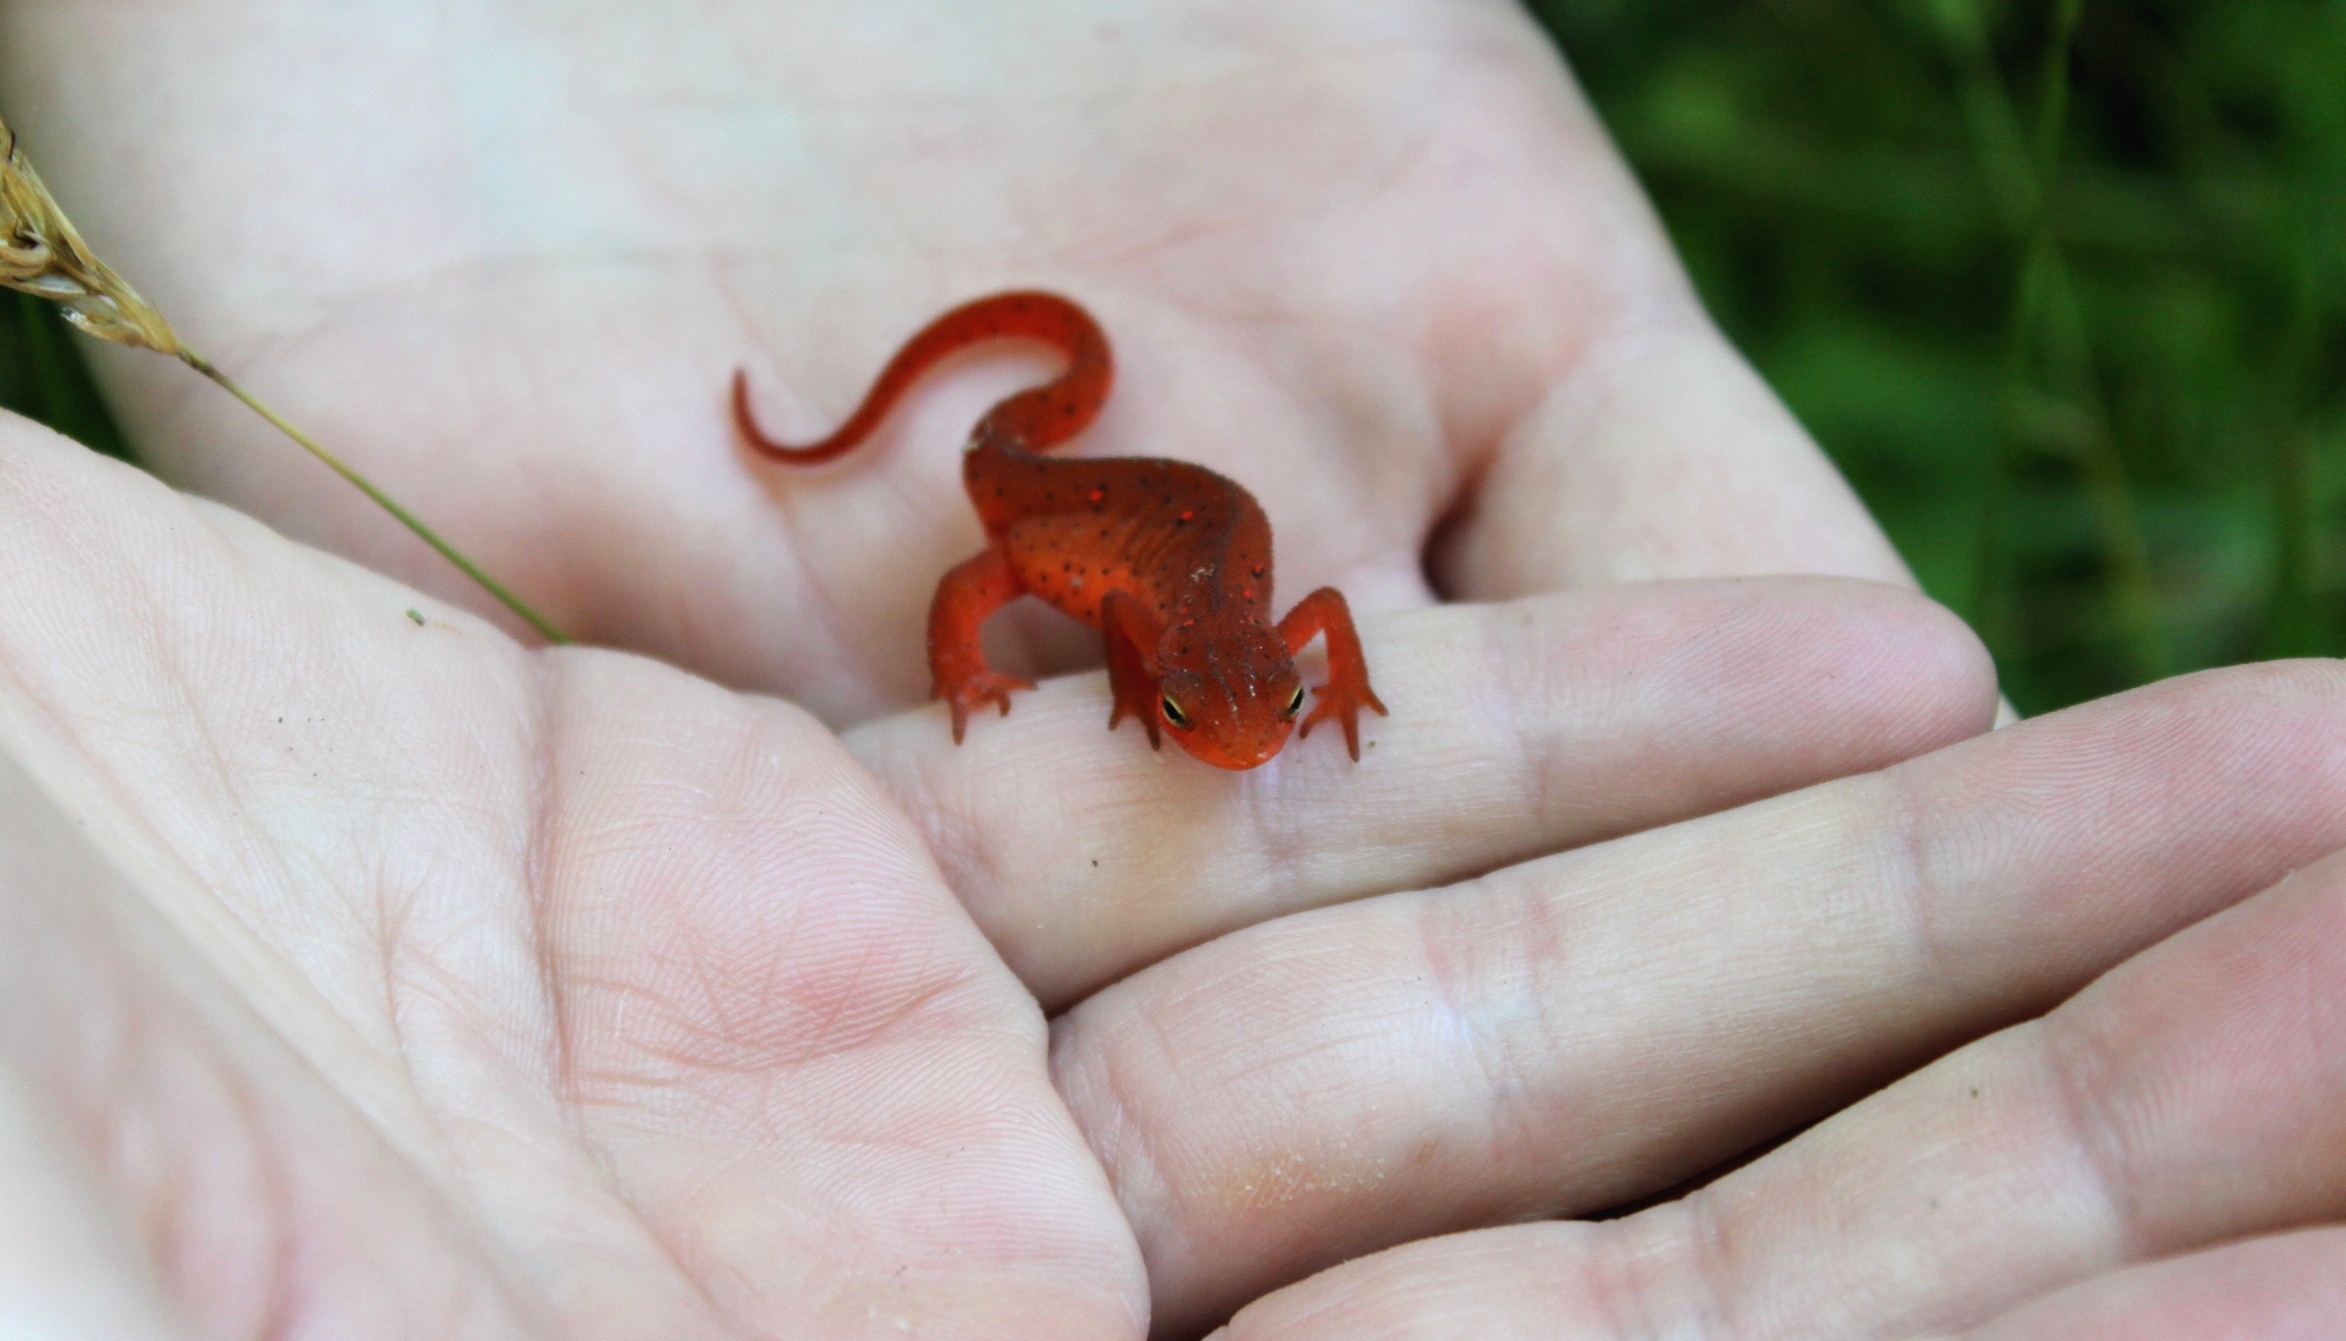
(0, 0, 1911, 726)
(0, 379, 1999, 1338)
(0, 423, 1145, 1339)
(13, 397, 2346, 1339)
(1200, 822, 2346, 1339)
(1049, 659, 2346, 1336)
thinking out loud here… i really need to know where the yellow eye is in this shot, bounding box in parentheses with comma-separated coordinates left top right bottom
(1161, 696, 1194, 730)
(1281, 685, 1306, 720)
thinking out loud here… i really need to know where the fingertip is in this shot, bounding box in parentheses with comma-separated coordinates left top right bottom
(1841, 579, 2002, 751)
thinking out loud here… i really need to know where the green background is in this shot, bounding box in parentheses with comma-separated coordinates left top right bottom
(1535, 0, 2345, 714)
(7, 2, 2340, 715)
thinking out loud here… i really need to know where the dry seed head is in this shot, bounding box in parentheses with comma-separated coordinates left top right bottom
(0, 122, 568, 643)
(0, 116, 181, 356)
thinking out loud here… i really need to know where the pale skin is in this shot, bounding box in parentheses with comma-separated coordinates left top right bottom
(1, 3, 2342, 1338)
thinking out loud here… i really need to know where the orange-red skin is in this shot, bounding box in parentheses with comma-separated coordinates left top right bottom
(733, 291, 1386, 769)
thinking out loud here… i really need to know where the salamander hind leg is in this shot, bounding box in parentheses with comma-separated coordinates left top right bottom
(1277, 587, 1389, 761)
(928, 547, 1037, 742)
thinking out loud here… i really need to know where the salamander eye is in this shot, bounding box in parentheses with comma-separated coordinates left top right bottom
(1281, 684, 1306, 720)
(1161, 696, 1194, 731)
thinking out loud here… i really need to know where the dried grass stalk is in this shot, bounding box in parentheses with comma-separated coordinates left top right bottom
(0, 115, 569, 644)
(0, 123, 182, 356)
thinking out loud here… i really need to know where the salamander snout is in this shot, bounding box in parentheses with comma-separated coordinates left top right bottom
(1153, 645, 1307, 770)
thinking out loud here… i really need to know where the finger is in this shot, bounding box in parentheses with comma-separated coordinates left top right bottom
(1943, 1229, 2346, 1341)
(1209, 1232, 2346, 1341)
(1051, 662, 2346, 1334)
(846, 575, 1995, 1007)
(1432, 300, 1917, 599)
(0, 758, 209, 1341)
(0, 743, 576, 1340)
(1212, 831, 2346, 1341)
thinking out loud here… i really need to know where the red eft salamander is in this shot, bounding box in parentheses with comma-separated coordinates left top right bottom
(731, 290, 1387, 770)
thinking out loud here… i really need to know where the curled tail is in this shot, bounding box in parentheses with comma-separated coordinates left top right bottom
(732, 290, 1114, 464)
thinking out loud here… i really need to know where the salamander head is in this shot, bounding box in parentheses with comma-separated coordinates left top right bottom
(1153, 624, 1306, 770)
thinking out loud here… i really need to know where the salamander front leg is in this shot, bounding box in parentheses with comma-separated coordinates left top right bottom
(1277, 587, 1389, 761)
(1101, 590, 1166, 750)
(927, 547, 1036, 743)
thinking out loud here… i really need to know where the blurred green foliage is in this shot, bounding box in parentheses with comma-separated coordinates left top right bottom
(5, 5, 2338, 713)
(1536, 0, 2346, 712)
(0, 294, 130, 461)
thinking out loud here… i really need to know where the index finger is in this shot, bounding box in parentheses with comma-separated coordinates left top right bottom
(845, 575, 1994, 1007)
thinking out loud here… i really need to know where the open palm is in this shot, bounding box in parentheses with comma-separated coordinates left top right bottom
(0, 430, 1152, 1338)
(2, 0, 1906, 725)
